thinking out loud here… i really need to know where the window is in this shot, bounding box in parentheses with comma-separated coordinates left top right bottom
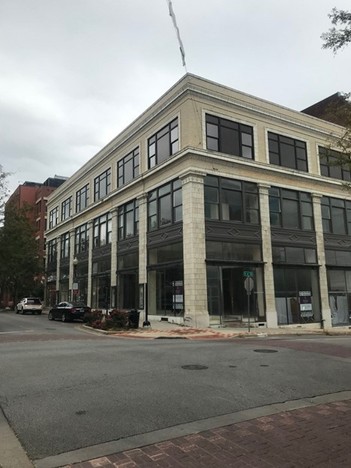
(319, 146, 351, 181)
(118, 148, 139, 187)
(47, 239, 57, 264)
(93, 213, 112, 248)
(94, 169, 111, 202)
(206, 114, 254, 159)
(61, 197, 72, 221)
(148, 179, 182, 231)
(268, 132, 308, 171)
(269, 188, 313, 230)
(148, 118, 179, 168)
(60, 232, 70, 259)
(118, 200, 139, 240)
(321, 197, 351, 235)
(49, 207, 58, 229)
(272, 246, 317, 264)
(204, 176, 259, 224)
(76, 185, 89, 212)
(75, 224, 89, 254)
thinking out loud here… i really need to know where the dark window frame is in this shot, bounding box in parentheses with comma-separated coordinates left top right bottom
(204, 175, 260, 225)
(118, 199, 139, 240)
(93, 213, 112, 248)
(76, 184, 89, 213)
(321, 196, 351, 235)
(75, 223, 89, 254)
(269, 187, 314, 231)
(49, 207, 58, 229)
(61, 197, 72, 221)
(148, 118, 179, 169)
(148, 179, 182, 231)
(268, 132, 308, 172)
(47, 239, 57, 264)
(205, 114, 254, 160)
(117, 148, 140, 187)
(94, 169, 111, 202)
(60, 232, 70, 259)
(319, 146, 351, 181)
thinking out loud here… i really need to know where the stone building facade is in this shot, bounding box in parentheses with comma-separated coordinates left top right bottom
(45, 74, 351, 329)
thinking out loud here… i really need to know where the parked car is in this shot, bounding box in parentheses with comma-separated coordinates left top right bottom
(48, 302, 91, 322)
(16, 297, 43, 315)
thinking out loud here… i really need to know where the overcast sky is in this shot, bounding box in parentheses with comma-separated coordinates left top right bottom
(1, 0, 351, 195)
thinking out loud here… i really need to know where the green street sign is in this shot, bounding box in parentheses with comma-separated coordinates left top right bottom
(243, 271, 253, 278)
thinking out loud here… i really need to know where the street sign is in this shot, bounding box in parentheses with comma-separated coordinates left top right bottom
(243, 270, 253, 278)
(244, 277, 254, 293)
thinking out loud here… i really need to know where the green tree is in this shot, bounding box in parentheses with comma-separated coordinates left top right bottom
(0, 205, 42, 306)
(321, 8, 351, 53)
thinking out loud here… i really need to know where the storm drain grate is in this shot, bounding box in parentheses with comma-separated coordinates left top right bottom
(181, 365, 208, 370)
(254, 349, 278, 353)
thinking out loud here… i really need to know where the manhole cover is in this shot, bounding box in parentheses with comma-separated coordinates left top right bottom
(254, 349, 278, 353)
(181, 365, 208, 370)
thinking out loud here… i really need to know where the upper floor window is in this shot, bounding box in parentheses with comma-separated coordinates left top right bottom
(93, 213, 112, 248)
(75, 223, 89, 254)
(148, 179, 182, 231)
(319, 146, 351, 181)
(94, 169, 111, 202)
(76, 185, 89, 213)
(49, 207, 58, 229)
(148, 118, 179, 168)
(118, 148, 139, 187)
(321, 196, 351, 235)
(47, 239, 57, 264)
(118, 200, 139, 240)
(269, 187, 313, 230)
(206, 114, 254, 159)
(61, 197, 72, 221)
(204, 176, 259, 224)
(268, 132, 308, 172)
(60, 232, 70, 259)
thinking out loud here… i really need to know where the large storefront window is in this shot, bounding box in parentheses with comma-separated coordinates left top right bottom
(206, 241, 265, 324)
(269, 188, 314, 230)
(148, 242, 183, 316)
(117, 251, 139, 310)
(327, 270, 351, 326)
(91, 258, 111, 309)
(274, 267, 320, 325)
(321, 197, 351, 235)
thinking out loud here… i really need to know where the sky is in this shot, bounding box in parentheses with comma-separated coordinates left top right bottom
(1, 0, 351, 195)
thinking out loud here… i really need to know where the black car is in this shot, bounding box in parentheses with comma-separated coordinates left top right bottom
(48, 302, 91, 322)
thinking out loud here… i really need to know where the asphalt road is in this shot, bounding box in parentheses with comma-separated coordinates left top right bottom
(0, 310, 351, 466)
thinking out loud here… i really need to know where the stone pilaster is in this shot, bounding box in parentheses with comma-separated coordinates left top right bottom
(87, 221, 93, 307)
(180, 171, 208, 328)
(137, 194, 148, 322)
(258, 184, 278, 328)
(312, 193, 332, 328)
(68, 229, 75, 295)
(110, 210, 118, 288)
(56, 236, 61, 298)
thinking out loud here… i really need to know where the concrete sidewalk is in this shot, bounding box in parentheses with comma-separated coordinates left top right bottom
(83, 318, 351, 340)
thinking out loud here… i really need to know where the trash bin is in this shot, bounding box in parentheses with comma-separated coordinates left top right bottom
(128, 309, 140, 329)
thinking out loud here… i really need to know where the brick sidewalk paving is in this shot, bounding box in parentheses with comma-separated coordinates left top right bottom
(65, 399, 351, 468)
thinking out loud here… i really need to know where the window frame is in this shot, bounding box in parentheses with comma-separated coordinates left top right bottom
(76, 184, 89, 213)
(75, 223, 89, 254)
(118, 199, 139, 241)
(319, 146, 351, 181)
(61, 197, 72, 221)
(148, 179, 182, 231)
(268, 131, 308, 172)
(205, 114, 254, 160)
(321, 196, 351, 235)
(117, 148, 140, 187)
(93, 213, 112, 248)
(60, 232, 70, 259)
(94, 168, 111, 202)
(269, 187, 314, 231)
(204, 175, 259, 224)
(148, 118, 179, 169)
(49, 207, 58, 229)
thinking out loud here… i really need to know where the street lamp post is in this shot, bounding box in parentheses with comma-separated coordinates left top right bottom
(72, 257, 78, 300)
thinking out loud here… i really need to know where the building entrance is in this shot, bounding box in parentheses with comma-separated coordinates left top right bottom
(207, 265, 265, 325)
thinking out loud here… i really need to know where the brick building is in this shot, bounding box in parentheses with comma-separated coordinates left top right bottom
(45, 74, 351, 329)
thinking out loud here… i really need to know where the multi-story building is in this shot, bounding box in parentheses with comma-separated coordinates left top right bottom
(6, 176, 67, 261)
(45, 74, 351, 329)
